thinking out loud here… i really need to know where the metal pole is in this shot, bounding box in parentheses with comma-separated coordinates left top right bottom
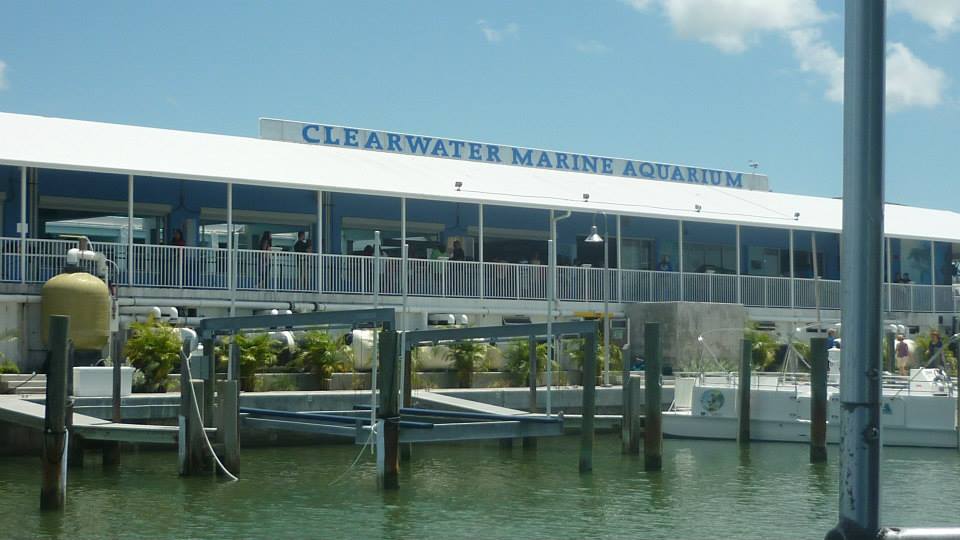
(886, 237, 892, 312)
(524, 335, 538, 450)
(644, 322, 662, 471)
(737, 338, 751, 445)
(401, 347, 413, 461)
(127, 175, 134, 286)
(735, 224, 741, 304)
(19, 166, 26, 284)
(616, 214, 622, 303)
(829, 2, 885, 537)
(41, 315, 69, 511)
(810, 337, 828, 463)
(678, 220, 684, 300)
(374, 231, 381, 309)
(227, 182, 235, 317)
(377, 330, 399, 489)
(579, 327, 596, 474)
(812, 233, 822, 327)
(316, 190, 323, 293)
(789, 229, 795, 309)
(603, 212, 610, 387)
(400, 200, 407, 404)
(546, 237, 554, 416)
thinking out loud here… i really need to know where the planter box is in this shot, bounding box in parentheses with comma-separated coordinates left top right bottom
(73, 366, 134, 397)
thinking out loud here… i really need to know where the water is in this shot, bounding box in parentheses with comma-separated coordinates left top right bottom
(1, 435, 959, 539)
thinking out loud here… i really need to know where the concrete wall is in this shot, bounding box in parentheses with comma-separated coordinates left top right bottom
(627, 302, 746, 371)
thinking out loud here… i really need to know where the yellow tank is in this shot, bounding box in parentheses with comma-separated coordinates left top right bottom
(41, 272, 111, 351)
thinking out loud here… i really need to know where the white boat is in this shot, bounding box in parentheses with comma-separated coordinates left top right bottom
(662, 362, 958, 448)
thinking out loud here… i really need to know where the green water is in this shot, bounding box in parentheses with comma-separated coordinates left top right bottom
(1, 435, 958, 539)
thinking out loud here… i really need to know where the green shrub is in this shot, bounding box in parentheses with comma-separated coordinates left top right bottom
(745, 326, 778, 371)
(124, 316, 182, 392)
(0, 358, 19, 374)
(567, 338, 623, 373)
(294, 331, 352, 380)
(503, 340, 548, 386)
(234, 333, 279, 391)
(444, 341, 487, 388)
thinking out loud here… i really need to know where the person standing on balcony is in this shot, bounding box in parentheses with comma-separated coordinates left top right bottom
(259, 231, 273, 288)
(451, 240, 465, 261)
(927, 330, 944, 369)
(170, 229, 186, 247)
(657, 255, 673, 272)
(293, 231, 309, 289)
(293, 231, 308, 253)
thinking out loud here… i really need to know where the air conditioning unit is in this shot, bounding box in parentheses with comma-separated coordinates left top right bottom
(502, 315, 532, 325)
(428, 313, 456, 326)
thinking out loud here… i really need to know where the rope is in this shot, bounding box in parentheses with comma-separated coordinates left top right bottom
(9, 371, 39, 391)
(328, 426, 375, 486)
(181, 351, 238, 482)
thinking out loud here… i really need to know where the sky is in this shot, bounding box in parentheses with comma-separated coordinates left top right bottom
(0, 0, 958, 209)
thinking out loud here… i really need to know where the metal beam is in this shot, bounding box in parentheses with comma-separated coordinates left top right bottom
(198, 307, 396, 339)
(357, 420, 564, 444)
(404, 320, 598, 347)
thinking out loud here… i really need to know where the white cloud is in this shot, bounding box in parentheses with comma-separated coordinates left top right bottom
(886, 42, 947, 111)
(788, 32, 946, 111)
(891, 0, 960, 38)
(574, 39, 611, 54)
(619, 0, 653, 10)
(477, 20, 518, 43)
(787, 28, 844, 102)
(0, 60, 8, 91)
(658, 0, 827, 53)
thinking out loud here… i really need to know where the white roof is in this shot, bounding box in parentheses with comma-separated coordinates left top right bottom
(0, 111, 957, 242)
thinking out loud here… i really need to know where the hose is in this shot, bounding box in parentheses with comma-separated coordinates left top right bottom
(180, 351, 238, 482)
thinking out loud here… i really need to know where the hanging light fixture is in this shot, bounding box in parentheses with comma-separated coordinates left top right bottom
(585, 225, 603, 243)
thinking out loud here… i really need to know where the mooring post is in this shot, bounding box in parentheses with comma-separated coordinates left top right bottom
(621, 348, 631, 453)
(203, 341, 216, 428)
(810, 337, 828, 463)
(644, 322, 662, 471)
(376, 329, 400, 489)
(627, 374, 643, 454)
(401, 347, 413, 461)
(523, 335, 538, 450)
(216, 379, 240, 476)
(737, 338, 751, 445)
(65, 341, 83, 469)
(579, 328, 597, 473)
(104, 327, 124, 467)
(41, 315, 70, 511)
(178, 379, 207, 476)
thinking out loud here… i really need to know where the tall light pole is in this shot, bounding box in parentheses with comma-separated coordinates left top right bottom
(585, 213, 610, 386)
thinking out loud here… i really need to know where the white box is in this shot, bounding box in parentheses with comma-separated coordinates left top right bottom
(73, 366, 134, 397)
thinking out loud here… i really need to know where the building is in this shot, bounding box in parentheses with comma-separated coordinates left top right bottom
(0, 111, 957, 370)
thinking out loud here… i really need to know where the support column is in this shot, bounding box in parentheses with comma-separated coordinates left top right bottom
(677, 220, 684, 300)
(810, 337, 828, 463)
(19, 166, 26, 284)
(178, 379, 207, 476)
(41, 315, 69, 511)
(616, 214, 622, 303)
(127, 175, 134, 286)
(479, 203, 484, 300)
(216, 379, 240, 476)
(316, 190, 323, 293)
(579, 329, 596, 474)
(644, 322, 662, 471)
(789, 229, 795, 309)
(104, 325, 124, 467)
(227, 182, 235, 317)
(401, 347, 413, 461)
(376, 330, 399, 490)
(523, 335, 538, 450)
(735, 224, 741, 304)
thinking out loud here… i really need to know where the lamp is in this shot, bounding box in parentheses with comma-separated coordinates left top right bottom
(585, 225, 603, 243)
(454, 181, 463, 191)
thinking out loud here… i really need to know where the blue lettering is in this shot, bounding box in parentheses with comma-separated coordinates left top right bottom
(468, 143, 483, 160)
(405, 135, 433, 154)
(512, 147, 534, 166)
(638, 162, 655, 178)
(581, 155, 598, 173)
(486, 145, 502, 163)
(448, 140, 465, 158)
(364, 131, 383, 150)
(725, 172, 743, 188)
(571, 155, 581, 171)
(536, 152, 553, 168)
(622, 161, 638, 176)
(343, 128, 359, 147)
(323, 126, 341, 145)
(431, 139, 449, 157)
(302, 124, 321, 143)
(601, 158, 613, 174)
(656, 164, 671, 180)
(555, 153, 569, 169)
(674, 167, 688, 181)
(708, 170, 722, 185)
(687, 167, 700, 183)
(387, 133, 402, 151)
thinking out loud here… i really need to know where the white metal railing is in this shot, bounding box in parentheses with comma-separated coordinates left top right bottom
(2, 237, 957, 314)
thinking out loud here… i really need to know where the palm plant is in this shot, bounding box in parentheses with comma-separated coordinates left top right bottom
(503, 340, 548, 386)
(234, 333, 279, 391)
(445, 340, 488, 388)
(295, 330, 352, 381)
(124, 316, 182, 392)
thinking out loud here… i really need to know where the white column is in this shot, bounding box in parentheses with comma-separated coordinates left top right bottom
(227, 182, 235, 316)
(19, 167, 27, 284)
(736, 223, 743, 304)
(678, 219, 684, 300)
(885, 237, 892, 311)
(616, 214, 622, 303)
(931, 240, 937, 312)
(316, 190, 323, 294)
(789, 228, 795, 309)
(479, 203, 484, 299)
(128, 175, 134, 286)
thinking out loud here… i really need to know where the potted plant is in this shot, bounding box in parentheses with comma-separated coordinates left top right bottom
(124, 316, 182, 392)
(234, 333, 279, 391)
(294, 330, 352, 389)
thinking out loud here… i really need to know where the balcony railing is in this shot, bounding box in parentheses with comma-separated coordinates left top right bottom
(0, 238, 955, 313)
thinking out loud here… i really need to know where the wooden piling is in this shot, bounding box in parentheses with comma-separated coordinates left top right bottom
(41, 315, 70, 511)
(400, 347, 413, 461)
(810, 337, 828, 463)
(216, 380, 240, 476)
(643, 322, 662, 471)
(627, 374, 643, 454)
(104, 328, 124, 467)
(737, 338, 751, 445)
(377, 330, 400, 489)
(621, 352, 632, 454)
(579, 329, 597, 473)
(523, 336, 538, 450)
(178, 379, 207, 476)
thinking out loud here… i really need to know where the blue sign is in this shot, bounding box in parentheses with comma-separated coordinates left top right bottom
(259, 119, 769, 191)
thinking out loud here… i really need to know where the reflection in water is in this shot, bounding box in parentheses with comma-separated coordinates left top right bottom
(0, 435, 958, 539)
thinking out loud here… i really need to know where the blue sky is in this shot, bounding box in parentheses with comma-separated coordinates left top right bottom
(0, 1, 957, 209)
